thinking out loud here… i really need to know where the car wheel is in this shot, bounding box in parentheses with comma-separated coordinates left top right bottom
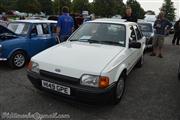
(8, 51, 26, 69)
(136, 54, 144, 68)
(112, 75, 125, 105)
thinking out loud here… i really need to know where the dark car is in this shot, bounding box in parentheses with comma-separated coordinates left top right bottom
(138, 21, 155, 48)
(170, 21, 175, 34)
(0, 20, 57, 68)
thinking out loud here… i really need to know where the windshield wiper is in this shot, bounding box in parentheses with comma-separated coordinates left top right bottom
(70, 39, 123, 46)
(70, 39, 100, 44)
(100, 41, 123, 46)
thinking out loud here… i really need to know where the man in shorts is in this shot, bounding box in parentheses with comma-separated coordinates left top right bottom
(151, 12, 172, 58)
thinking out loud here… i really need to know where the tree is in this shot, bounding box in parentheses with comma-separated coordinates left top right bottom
(126, 0, 145, 19)
(93, 0, 125, 17)
(38, 0, 53, 15)
(53, 0, 71, 15)
(17, 0, 41, 13)
(72, 0, 89, 13)
(1, 0, 18, 10)
(160, 0, 176, 21)
(0, 2, 7, 12)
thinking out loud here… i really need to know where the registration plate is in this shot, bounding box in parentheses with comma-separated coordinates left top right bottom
(42, 80, 71, 95)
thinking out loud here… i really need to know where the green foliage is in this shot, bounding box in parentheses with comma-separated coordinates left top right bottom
(38, 0, 53, 15)
(72, 0, 89, 13)
(17, 0, 41, 13)
(0, 3, 6, 12)
(161, 0, 176, 21)
(126, 0, 145, 19)
(53, 0, 71, 15)
(93, 0, 125, 17)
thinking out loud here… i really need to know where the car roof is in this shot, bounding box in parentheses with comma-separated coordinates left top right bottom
(88, 18, 137, 26)
(12, 20, 57, 24)
(138, 20, 154, 25)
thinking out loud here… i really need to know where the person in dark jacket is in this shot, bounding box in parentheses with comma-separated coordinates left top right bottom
(151, 12, 172, 58)
(122, 6, 137, 22)
(172, 18, 180, 45)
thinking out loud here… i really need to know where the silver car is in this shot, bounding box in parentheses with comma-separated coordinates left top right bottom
(138, 21, 155, 48)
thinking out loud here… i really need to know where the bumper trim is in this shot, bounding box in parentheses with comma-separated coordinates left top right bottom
(27, 70, 116, 103)
(0, 58, 7, 61)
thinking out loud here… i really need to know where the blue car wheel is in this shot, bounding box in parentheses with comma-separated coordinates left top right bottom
(8, 51, 26, 69)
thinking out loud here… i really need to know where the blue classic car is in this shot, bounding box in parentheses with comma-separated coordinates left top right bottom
(0, 20, 57, 68)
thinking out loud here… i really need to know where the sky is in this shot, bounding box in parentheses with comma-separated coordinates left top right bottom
(89, 0, 180, 19)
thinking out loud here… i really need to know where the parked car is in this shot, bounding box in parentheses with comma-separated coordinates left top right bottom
(170, 21, 175, 34)
(0, 20, 8, 27)
(138, 21, 155, 48)
(27, 19, 146, 104)
(0, 20, 57, 68)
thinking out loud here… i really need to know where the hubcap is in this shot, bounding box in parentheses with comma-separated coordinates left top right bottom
(14, 54, 25, 67)
(116, 77, 124, 99)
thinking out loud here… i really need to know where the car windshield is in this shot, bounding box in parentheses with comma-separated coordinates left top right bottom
(8, 23, 30, 35)
(138, 23, 153, 32)
(69, 23, 126, 47)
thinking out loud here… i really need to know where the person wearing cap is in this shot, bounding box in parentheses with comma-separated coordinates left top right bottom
(56, 6, 74, 43)
(151, 12, 172, 58)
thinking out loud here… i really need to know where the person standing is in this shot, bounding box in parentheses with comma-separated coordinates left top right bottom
(122, 6, 137, 22)
(56, 6, 74, 43)
(151, 12, 172, 58)
(172, 18, 180, 45)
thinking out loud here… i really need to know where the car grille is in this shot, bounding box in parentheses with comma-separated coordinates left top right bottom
(40, 70, 80, 85)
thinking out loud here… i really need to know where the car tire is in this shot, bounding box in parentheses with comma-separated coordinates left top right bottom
(8, 51, 27, 69)
(136, 54, 144, 68)
(112, 74, 126, 105)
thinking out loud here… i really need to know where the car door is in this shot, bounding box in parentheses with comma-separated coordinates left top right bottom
(49, 23, 58, 46)
(126, 25, 139, 72)
(134, 25, 146, 57)
(28, 24, 47, 57)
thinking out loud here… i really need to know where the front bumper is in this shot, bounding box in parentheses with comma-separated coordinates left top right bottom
(0, 58, 7, 61)
(27, 70, 116, 103)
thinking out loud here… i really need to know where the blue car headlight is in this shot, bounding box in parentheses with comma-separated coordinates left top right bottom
(0, 44, 2, 52)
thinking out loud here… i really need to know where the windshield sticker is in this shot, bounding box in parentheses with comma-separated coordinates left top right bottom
(15, 24, 25, 34)
(80, 36, 92, 40)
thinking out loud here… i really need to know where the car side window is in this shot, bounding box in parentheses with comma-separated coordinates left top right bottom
(31, 25, 38, 35)
(129, 26, 136, 42)
(50, 23, 57, 34)
(36, 24, 44, 35)
(42, 24, 50, 34)
(134, 25, 143, 40)
(30, 24, 45, 36)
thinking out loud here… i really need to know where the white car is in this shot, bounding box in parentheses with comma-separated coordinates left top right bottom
(27, 19, 146, 104)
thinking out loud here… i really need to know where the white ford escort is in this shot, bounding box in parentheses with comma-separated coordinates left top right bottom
(27, 19, 146, 104)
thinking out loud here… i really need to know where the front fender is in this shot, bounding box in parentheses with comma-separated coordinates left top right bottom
(101, 63, 127, 84)
(7, 48, 27, 59)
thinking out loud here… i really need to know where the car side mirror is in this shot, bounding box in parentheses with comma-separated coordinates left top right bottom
(129, 42, 141, 49)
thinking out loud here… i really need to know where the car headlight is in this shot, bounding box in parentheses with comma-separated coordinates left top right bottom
(28, 61, 40, 73)
(0, 44, 2, 52)
(80, 75, 109, 89)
